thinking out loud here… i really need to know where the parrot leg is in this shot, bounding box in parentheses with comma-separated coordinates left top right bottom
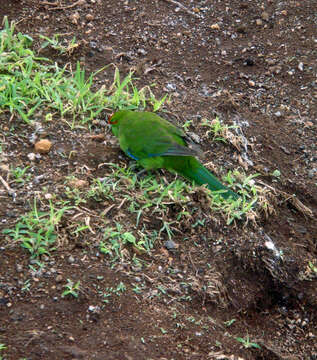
(136, 168, 148, 178)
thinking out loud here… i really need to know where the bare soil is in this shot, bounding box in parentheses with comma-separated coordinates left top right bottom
(0, 1, 316, 359)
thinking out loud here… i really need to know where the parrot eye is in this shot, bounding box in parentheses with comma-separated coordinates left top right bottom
(108, 114, 118, 124)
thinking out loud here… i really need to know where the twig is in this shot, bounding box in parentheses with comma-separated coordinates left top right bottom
(161, 0, 201, 18)
(0, 175, 16, 199)
(41, 0, 85, 11)
(40, 1, 60, 6)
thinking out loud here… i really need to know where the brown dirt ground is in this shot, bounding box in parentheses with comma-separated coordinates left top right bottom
(0, 0, 316, 359)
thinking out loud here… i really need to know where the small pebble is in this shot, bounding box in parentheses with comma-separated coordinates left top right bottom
(164, 240, 178, 250)
(34, 139, 52, 154)
(86, 14, 94, 21)
(210, 23, 220, 30)
(68, 255, 75, 264)
(308, 169, 316, 178)
(27, 153, 36, 161)
(69, 179, 89, 189)
(16, 264, 23, 273)
(70, 12, 80, 24)
(56, 274, 63, 283)
(261, 11, 269, 21)
(0, 164, 10, 172)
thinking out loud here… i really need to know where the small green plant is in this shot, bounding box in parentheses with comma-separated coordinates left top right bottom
(21, 279, 31, 292)
(210, 170, 261, 225)
(100, 223, 147, 261)
(87, 178, 115, 202)
(98, 282, 127, 303)
(62, 279, 81, 298)
(39, 34, 79, 55)
(0, 343, 6, 360)
(308, 261, 317, 274)
(11, 166, 31, 184)
(2, 199, 71, 258)
(236, 335, 261, 349)
(224, 318, 236, 327)
(64, 187, 87, 206)
(182, 118, 193, 131)
(201, 117, 236, 141)
(132, 283, 146, 294)
(271, 169, 281, 178)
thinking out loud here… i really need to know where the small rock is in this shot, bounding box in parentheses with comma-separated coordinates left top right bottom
(308, 169, 316, 179)
(88, 305, 101, 313)
(44, 193, 53, 200)
(56, 274, 63, 283)
(187, 132, 201, 143)
(34, 139, 52, 154)
(16, 264, 23, 273)
(27, 153, 36, 161)
(70, 12, 80, 24)
(59, 345, 87, 359)
(164, 240, 178, 250)
(210, 23, 220, 30)
(85, 14, 94, 21)
(261, 11, 269, 21)
(68, 255, 75, 264)
(298, 62, 304, 71)
(137, 48, 147, 55)
(244, 58, 254, 66)
(280, 146, 290, 155)
(34, 175, 45, 184)
(256, 19, 263, 26)
(236, 25, 247, 34)
(69, 179, 89, 189)
(266, 58, 277, 66)
(248, 80, 255, 87)
(274, 111, 282, 117)
(90, 41, 97, 49)
(0, 164, 9, 172)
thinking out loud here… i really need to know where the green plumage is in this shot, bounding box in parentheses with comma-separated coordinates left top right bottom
(108, 110, 239, 200)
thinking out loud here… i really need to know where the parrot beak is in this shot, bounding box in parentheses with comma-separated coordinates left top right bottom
(107, 114, 113, 124)
(107, 113, 118, 125)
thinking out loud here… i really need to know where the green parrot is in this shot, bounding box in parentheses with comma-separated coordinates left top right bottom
(108, 110, 239, 200)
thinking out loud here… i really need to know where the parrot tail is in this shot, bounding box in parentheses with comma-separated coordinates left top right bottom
(179, 161, 239, 200)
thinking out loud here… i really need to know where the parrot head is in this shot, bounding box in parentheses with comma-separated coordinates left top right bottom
(108, 110, 131, 136)
(108, 110, 132, 125)
(108, 113, 118, 125)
